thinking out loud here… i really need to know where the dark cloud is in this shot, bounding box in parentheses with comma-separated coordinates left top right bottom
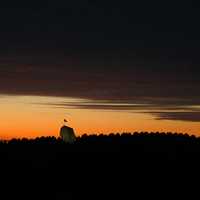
(0, 1, 199, 122)
(0, 64, 199, 100)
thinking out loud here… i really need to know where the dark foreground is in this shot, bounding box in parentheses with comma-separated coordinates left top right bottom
(0, 132, 200, 199)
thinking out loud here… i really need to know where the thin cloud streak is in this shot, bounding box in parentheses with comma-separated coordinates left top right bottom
(33, 98, 200, 122)
(150, 111, 200, 122)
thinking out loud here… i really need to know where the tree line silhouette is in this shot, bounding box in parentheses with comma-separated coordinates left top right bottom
(0, 131, 199, 151)
(0, 132, 199, 199)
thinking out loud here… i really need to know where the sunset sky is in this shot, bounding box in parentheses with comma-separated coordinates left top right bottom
(0, 1, 200, 139)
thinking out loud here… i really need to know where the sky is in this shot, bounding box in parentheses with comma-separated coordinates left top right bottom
(0, 1, 200, 139)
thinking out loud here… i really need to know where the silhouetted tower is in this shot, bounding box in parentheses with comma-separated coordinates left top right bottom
(60, 119, 76, 143)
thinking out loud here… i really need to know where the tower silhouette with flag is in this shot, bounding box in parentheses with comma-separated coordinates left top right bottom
(60, 119, 76, 143)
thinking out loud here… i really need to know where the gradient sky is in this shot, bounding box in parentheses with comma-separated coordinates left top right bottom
(0, 1, 200, 139)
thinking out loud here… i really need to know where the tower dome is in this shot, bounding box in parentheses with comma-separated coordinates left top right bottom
(60, 125, 76, 143)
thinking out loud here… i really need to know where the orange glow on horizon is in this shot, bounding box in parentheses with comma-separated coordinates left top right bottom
(0, 95, 200, 140)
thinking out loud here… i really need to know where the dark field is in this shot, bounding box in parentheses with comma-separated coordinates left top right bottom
(0, 132, 199, 199)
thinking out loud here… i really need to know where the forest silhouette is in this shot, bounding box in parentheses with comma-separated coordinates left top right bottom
(0, 132, 199, 199)
(1, 132, 199, 153)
